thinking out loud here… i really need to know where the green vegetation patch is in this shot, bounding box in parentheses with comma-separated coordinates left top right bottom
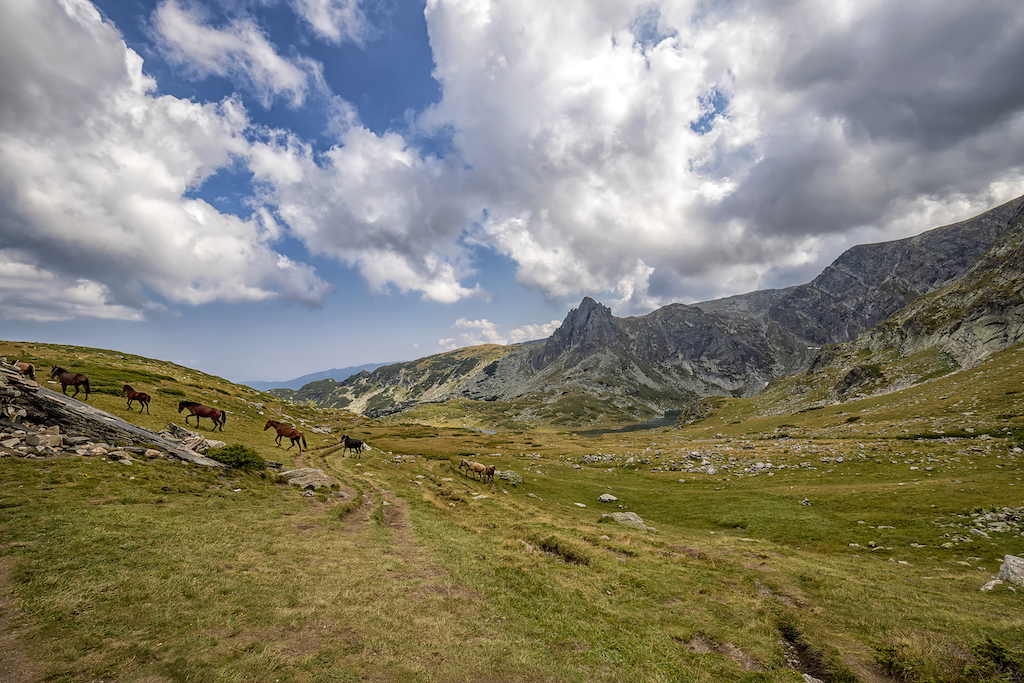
(205, 444, 267, 471)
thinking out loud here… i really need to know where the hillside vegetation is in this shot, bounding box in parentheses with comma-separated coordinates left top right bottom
(2, 338, 1024, 682)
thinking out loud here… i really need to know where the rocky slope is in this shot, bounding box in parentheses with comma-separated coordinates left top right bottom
(864, 202, 1024, 367)
(796, 200, 1024, 406)
(290, 195, 1024, 424)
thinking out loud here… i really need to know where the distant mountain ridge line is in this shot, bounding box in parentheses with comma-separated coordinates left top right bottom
(239, 362, 397, 391)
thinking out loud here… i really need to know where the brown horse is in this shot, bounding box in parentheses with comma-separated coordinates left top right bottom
(178, 400, 226, 430)
(12, 360, 35, 381)
(459, 459, 488, 480)
(50, 366, 90, 400)
(264, 419, 306, 452)
(340, 434, 364, 456)
(122, 384, 151, 414)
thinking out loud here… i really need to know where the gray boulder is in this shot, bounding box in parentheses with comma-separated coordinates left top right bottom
(998, 554, 1024, 586)
(280, 468, 333, 490)
(602, 511, 648, 530)
(495, 470, 523, 486)
(598, 493, 618, 503)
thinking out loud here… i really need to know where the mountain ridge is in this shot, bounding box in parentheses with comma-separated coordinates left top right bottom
(284, 194, 1024, 425)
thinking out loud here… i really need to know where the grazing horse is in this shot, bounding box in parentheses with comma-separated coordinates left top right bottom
(50, 366, 90, 400)
(340, 434, 364, 456)
(264, 419, 306, 452)
(11, 360, 35, 381)
(177, 400, 226, 431)
(483, 464, 496, 483)
(122, 385, 151, 414)
(459, 459, 488, 480)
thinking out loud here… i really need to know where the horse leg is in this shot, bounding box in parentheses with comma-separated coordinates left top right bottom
(70, 384, 80, 398)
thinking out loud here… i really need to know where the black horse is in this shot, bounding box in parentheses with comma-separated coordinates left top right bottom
(50, 366, 90, 400)
(340, 434, 364, 456)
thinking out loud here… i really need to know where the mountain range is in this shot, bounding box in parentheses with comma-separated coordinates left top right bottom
(240, 362, 394, 392)
(281, 195, 1024, 426)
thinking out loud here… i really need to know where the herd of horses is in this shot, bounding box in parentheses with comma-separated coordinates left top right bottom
(459, 458, 496, 483)
(9, 359, 372, 458)
(9, 360, 492, 476)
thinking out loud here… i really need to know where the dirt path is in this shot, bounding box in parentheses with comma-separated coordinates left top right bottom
(0, 448, 452, 683)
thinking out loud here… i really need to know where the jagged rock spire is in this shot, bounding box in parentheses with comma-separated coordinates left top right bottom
(530, 297, 621, 371)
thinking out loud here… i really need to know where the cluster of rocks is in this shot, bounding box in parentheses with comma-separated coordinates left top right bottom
(578, 448, 836, 477)
(981, 554, 1024, 592)
(0, 360, 224, 467)
(936, 507, 1024, 547)
(159, 422, 226, 453)
(0, 422, 162, 463)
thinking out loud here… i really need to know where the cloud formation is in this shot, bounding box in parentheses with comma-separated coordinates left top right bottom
(3, 0, 1024, 329)
(416, 0, 1024, 307)
(154, 0, 324, 107)
(290, 0, 369, 45)
(0, 0, 331, 321)
(437, 318, 561, 351)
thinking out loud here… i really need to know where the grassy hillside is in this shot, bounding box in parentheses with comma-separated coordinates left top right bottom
(2, 340, 1024, 681)
(0, 340, 359, 459)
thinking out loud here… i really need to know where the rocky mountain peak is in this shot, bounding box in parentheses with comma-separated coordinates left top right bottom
(530, 297, 621, 370)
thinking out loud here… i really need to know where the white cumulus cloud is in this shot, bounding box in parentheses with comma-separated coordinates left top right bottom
(290, 0, 369, 45)
(0, 0, 332, 321)
(437, 317, 562, 350)
(154, 0, 325, 107)
(412, 0, 1024, 308)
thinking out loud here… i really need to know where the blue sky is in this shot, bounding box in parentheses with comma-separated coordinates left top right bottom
(2, 0, 1023, 383)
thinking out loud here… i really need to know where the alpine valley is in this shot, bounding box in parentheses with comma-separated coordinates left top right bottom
(276, 196, 1024, 428)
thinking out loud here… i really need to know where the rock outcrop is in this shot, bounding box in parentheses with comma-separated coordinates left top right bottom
(0, 360, 224, 467)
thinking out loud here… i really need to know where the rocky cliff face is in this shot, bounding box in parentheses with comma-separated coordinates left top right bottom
(762, 197, 1023, 345)
(290, 195, 1024, 424)
(859, 202, 1024, 370)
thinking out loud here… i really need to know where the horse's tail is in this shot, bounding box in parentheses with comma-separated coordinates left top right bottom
(302, 434, 307, 450)
(220, 411, 227, 426)
(83, 378, 90, 398)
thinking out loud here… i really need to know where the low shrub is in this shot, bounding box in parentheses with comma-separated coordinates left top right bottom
(206, 444, 266, 472)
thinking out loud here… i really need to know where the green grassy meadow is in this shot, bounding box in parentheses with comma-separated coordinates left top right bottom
(2, 340, 1024, 681)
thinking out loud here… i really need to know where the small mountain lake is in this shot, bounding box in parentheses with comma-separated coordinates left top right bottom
(574, 411, 681, 437)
